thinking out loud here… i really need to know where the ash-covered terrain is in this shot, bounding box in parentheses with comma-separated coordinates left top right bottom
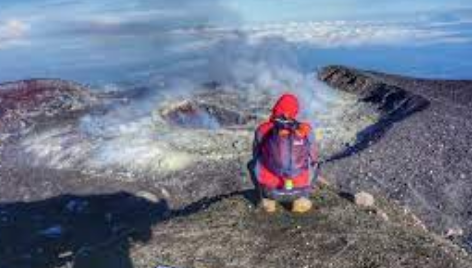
(319, 66, 472, 246)
(1, 66, 472, 268)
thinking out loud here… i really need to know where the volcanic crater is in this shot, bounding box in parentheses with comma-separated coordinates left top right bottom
(1, 66, 472, 268)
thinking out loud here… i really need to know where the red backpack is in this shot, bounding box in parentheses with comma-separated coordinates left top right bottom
(260, 116, 311, 178)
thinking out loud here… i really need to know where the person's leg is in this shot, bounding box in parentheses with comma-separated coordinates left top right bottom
(291, 170, 313, 213)
(256, 163, 283, 213)
(261, 195, 277, 213)
(246, 159, 263, 206)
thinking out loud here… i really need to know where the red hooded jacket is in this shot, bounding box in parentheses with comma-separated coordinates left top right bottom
(253, 93, 317, 190)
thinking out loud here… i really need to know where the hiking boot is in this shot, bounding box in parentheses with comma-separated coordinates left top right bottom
(292, 197, 312, 213)
(261, 198, 277, 213)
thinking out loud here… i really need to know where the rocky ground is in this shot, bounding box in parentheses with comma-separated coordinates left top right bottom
(2, 185, 472, 268)
(0, 68, 471, 268)
(128, 187, 472, 268)
(319, 66, 472, 247)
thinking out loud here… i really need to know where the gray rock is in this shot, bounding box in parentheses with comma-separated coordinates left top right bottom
(446, 228, 464, 238)
(354, 191, 375, 207)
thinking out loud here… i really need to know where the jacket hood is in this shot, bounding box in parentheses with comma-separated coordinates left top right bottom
(271, 93, 299, 120)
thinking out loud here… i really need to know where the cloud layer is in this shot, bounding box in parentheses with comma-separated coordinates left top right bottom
(1, 1, 471, 50)
(0, 1, 470, 82)
(172, 20, 472, 49)
(0, 19, 30, 49)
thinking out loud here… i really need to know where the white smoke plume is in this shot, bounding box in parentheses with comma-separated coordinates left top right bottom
(17, 3, 379, 177)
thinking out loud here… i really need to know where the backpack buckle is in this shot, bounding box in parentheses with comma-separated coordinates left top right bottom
(284, 179, 294, 190)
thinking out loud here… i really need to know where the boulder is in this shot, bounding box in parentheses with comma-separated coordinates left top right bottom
(354, 191, 375, 207)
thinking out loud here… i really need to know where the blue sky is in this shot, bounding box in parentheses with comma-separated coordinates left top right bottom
(1, 0, 471, 21)
(228, 0, 472, 22)
(0, 0, 471, 85)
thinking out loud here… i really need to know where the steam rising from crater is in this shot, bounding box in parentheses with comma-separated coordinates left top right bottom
(18, 31, 378, 178)
(12, 0, 376, 178)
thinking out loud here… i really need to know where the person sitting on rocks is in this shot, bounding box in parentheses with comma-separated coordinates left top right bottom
(252, 93, 319, 213)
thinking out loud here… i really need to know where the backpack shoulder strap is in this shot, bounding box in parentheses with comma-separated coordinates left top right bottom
(295, 122, 312, 137)
(296, 122, 318, 166)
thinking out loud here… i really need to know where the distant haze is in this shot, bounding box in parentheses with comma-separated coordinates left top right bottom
(0, 0, 471, 85)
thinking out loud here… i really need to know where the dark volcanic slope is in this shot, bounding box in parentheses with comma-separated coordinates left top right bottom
(319, 66, 472, 240)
